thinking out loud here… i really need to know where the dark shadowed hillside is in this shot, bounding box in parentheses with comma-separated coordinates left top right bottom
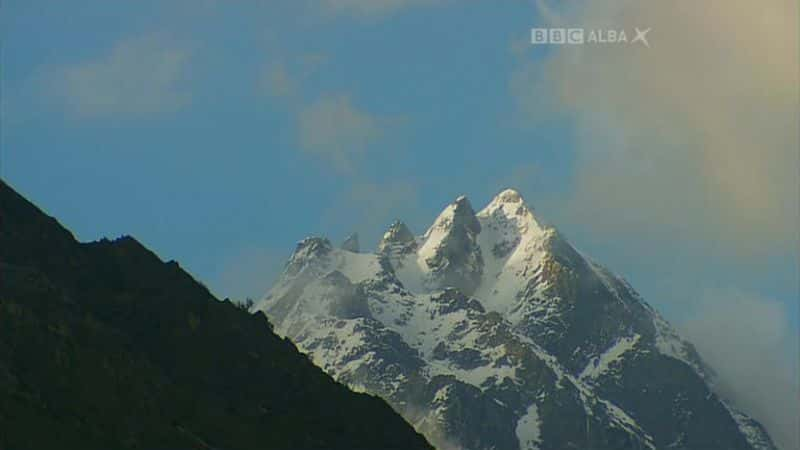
(0, 180, 432, 450)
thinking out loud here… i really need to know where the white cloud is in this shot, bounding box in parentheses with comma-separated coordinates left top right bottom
(297, 94, 383, 171)
(256, 57, 387, 173)
(49, 34, 191, 117)
(682, 290, 799, 450)
(514, 0, 799, 257)
(512, 4, 799, 445)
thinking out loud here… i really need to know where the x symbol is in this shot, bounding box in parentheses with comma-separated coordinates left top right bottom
(632, 27, 651, 47)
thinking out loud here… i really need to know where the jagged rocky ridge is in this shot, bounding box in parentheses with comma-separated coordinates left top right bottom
(0, 180, 432, 450)
(255, 189, 777, 450)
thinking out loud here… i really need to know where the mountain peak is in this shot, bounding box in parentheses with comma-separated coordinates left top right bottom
(417, 195, 483, 295)
(479, 188, 544, 236)
(340, 233, 360, 253)
(378, 220, 417, 255)
(494, 188, 523, 204)
(428, 195, 480, 236)
(295, 236, 332, 253)
(385, 220, 414, 240)
(482, 188, 529, 212)
(260, 187, 778, 450)
(285, 237, 332, 276)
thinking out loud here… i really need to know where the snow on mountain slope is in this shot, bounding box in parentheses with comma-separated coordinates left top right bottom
(515, 403, 541, 450)
(579, 334, 641, 382)
(254, 189, 777, 450)
(474, 189, 550, 315)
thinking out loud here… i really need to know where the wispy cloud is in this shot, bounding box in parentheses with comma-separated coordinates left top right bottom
(297, 94, 385, 172)
(512, 3, 799, 445)
(256, 56, 387, 172)
(47, 34, 191, 118)
(513, 0, 799, 257)
(259, 54, 328, 98)
(260, 63, 297, 98)
(320, 0, 440, 19)
(682, 289, 799, 450)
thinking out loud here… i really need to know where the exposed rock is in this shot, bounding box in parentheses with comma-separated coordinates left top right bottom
(341, 233, 360, 253)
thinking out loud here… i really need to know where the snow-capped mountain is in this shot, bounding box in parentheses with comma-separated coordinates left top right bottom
(254, 189, 777, 450)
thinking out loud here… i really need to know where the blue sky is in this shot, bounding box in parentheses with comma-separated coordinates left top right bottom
(3, 1, 579, 296)
(2, 1, 798, 445)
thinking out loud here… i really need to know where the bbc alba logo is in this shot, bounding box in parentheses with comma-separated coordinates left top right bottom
(531, 27, 651, 47)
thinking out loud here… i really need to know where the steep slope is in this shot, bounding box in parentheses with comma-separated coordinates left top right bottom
(0, 180, 432, 450)
(256, 189, 777, 450)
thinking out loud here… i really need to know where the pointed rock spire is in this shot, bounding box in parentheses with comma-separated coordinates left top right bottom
(427, 195, 481, 236)
(378, 220, 416, 254)
(478, 188, 544, 236)
(481, 188, 528, 214)
(419, 195, 483, 296)
(340, 233, 360, 253)
(285, 237, 332, 277)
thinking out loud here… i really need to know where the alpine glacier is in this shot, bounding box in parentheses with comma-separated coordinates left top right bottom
(254, 189, 777, 450)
